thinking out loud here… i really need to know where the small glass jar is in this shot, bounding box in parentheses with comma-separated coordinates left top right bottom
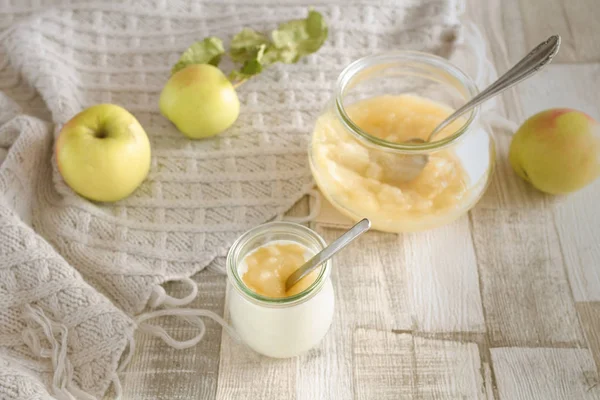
(226, 221, 334, 358)
(309, 52, 495, 232)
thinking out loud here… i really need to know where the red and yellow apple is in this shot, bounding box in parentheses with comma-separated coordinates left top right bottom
(509, 108, 599, 194)
(159, 64, 240, 139)
(55, 104, 151, 202)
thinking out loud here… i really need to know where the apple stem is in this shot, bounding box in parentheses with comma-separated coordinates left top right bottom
(232, 79, 248, 89)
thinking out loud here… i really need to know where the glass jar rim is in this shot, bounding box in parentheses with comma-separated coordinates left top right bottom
(335, 51, 480, 154)
(226, 221, 331, 307)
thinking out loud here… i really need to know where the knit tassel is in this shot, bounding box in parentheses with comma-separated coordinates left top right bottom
(22, 305, 96, 400)
(136, 308, 240, 349)
(136, 279, 241, 350)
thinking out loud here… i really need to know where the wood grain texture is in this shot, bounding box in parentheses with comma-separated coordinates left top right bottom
(492, 347, 600, 399)
(554, 185, 600, 302)
(314, 217, 485, 334)
(353, 328, 486, 399)
(321, 228, 412, 331)
(413, 336, 484, 399)
(466, 0, 528, 70)
(577, 302, 600, 375)
(297, 227, 412, 399)
(120, 270, 226, 400)
(517, 0, 600, 63)
(403, 216, 485, 333)
(215, 317, 297, 399)
(470, 208, 585, 347)
(512, 64, 600, 119)
(353, 329, 415, 399)
(295, 330, 353, 400)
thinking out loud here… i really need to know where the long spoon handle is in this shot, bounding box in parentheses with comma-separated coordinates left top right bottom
(428, 35, 561, 141)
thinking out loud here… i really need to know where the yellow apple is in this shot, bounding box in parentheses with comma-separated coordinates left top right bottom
(509, 108, 600, 194)
(159, 64, 240, 139)
(56, 104, 151, 202)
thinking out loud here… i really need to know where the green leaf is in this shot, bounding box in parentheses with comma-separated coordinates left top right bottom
(270, 10, 328, 63)
(227, 10, 328, 81)
(171, 37, 225, 75)
(241, 44, 267, 74)
(230, 28, 270, 63)
(229, 60, 264, 81)
(228, 61, 264, 81)
(229, 42, 269, 81)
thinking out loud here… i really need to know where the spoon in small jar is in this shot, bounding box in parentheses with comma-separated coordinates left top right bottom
(285, 218, 371, 291)
(393, 34, 561, 183)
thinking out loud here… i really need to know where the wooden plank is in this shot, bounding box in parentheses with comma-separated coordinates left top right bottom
(470, 208, 585, 347)
(353, 328, 414, 399)
(294, 227, 413, 399)
(467, 0, 600, 65)
(317, 228, 412, 331)
(413, 336, 484, 399)
(491, 347, 600, 399)
(403, 216, 485, 333)
(576, 302, 600, 374)
(215, 318, 297, 399)
(295, 225, 357, 399)
(353, 328, 485, 399)
(517, 0, 600, 63)
(464, 0, 528, 95)
(514, 64, 600, 118)
(514, 64, 600, 302)
(554, 185, 600, 301)
(315, 215, 485, 333)
(121, 270, 226, 400)
(295, 216, 484, 398)
(295, 321, 353, 400)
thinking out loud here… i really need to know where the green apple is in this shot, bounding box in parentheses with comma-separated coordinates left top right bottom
(509, 108, 600, 194)
(159, 64, 240, 139)
(56, 104, 151, 202)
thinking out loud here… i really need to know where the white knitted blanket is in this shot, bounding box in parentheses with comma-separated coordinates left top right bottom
(0, 1, 463, 398)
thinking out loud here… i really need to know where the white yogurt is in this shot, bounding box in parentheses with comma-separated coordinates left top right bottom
(226, 229, 335, 359)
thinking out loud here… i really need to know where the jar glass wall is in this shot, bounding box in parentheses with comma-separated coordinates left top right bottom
(309, 52, 495, 232)
(226, 222, 334, 358)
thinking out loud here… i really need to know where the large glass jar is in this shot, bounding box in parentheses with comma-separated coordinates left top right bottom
(226, 222, 334, 358)
(309, 52, 495, 232)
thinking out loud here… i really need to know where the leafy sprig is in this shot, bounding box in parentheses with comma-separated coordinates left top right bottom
(171, 10, 328, 84)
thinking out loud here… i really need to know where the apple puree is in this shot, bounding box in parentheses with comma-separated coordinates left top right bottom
(241, 242, 318, 298)
(311, 94, 483, 232)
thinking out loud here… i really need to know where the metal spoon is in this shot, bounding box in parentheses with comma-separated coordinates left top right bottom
(285, 218, 371, 291)
(394, 34, 561, 182)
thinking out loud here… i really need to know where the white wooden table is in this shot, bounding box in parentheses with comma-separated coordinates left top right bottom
(120, 1, 600, 398)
